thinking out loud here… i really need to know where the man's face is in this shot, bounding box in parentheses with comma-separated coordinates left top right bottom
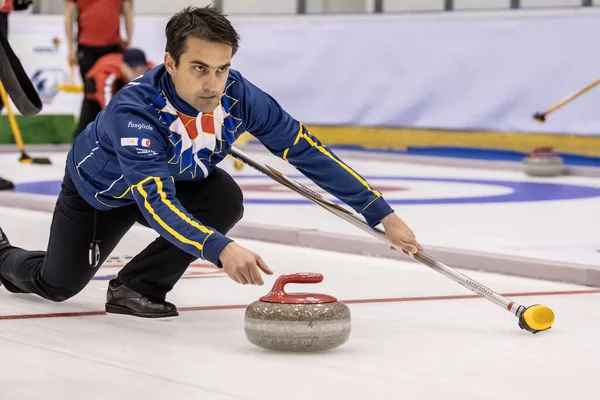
(164, 37, 232, 113)
(122, 64, 148, 83)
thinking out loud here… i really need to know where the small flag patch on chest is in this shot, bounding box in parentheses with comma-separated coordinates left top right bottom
(121, 137, 151, 147)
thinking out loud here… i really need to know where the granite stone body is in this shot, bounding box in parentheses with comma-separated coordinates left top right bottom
(244, 273, 351, 352)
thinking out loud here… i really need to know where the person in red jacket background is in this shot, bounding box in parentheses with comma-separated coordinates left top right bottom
(64, 0, 134, 84)
(73, 48, 152, 139)
(0, 0, 12, 191)
(0, 0, 32, 191)
(0, 0, 32, 115)
(0, 0, 12, 37)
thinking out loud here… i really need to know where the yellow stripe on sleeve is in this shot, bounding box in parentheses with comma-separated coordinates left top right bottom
(129, 176, 214, 252)
(283, 123, 304, 162)
(152, 177, 213, 235)
(113, 187, 131, 199)
(133, 183, 205, 252)
(284, 124, 382, 197)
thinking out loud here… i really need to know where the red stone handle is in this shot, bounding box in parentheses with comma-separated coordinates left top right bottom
(259, 273, 337, 304)
(529, 147, 557, 157)
(271, 273, 323, 293)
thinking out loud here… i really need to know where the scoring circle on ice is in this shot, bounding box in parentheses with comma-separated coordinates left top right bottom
(12, 175, 600, 205)
(233, 175, 600, 205)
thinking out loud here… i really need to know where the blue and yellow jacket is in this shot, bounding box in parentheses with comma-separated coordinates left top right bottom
(67, 65, 394, 266)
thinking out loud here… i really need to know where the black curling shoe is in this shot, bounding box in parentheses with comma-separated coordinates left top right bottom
(105, 279, 179, 318)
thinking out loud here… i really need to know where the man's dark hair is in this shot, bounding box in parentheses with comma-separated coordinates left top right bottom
(165, 6, 240, 65)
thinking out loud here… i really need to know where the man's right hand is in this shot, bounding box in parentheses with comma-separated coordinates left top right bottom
(68, 50, 78, 66)
(218, 242, 273, 285)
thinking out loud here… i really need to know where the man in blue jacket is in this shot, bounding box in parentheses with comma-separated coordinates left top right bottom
(0, 6, 422, 318)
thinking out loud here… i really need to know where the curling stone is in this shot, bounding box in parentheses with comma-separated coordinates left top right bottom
(244, 273, 351, 352)
(523, 147, 564, 177)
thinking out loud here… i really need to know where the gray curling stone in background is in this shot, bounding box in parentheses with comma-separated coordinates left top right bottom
(523, 147, 564, 177)
(244, 273, 351, 352)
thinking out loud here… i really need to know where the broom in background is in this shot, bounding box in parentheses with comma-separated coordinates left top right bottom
(58, 65, 83, 93)
(533, 78, 600, 123)
(0, 82, 51, 164)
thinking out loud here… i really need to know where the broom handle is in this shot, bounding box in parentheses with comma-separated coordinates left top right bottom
(544, 78, 600, 116)
(229, 146, 526, 318)
(0, 82, 27, 154)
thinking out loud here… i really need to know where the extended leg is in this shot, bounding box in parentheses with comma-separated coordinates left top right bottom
(0, 171, 139, 301)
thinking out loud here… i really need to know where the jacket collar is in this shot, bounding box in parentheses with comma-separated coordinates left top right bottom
(159, 69, 199, 117)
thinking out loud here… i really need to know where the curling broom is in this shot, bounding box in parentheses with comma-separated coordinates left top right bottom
(533, 78, 600, 123)
(229, 146, 555, 334)
(58, 65, 83, 93)
(0, 82, 51, 164)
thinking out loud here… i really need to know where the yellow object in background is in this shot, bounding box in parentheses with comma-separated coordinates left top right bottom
(231, 132, 253, 170)
(0, 82, 52, 164)
(58, 65, 83, 93)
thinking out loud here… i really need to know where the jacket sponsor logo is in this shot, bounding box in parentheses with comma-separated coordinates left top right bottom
(127, 121, 154, 131)
(135, 148, 159, 156)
